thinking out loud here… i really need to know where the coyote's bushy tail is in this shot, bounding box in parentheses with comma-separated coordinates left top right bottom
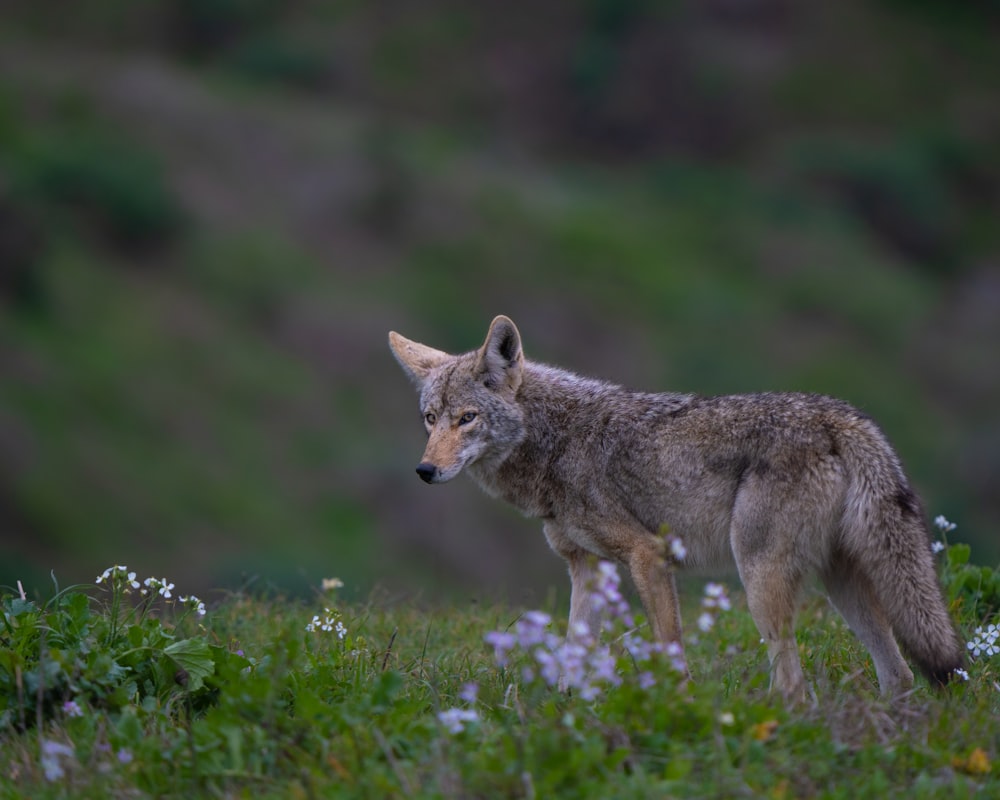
(839, 420, 965, 686)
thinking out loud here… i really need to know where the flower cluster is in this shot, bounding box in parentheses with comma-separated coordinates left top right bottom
(485, 561, 694, 701)
(934, 515, 958, 534)
(438, 707, 479, 734)
(95, 565, 139, 593)
(589, 561, 634, 629)
(95, 566, 206, 616)
(305, 607, 347, 638)
(696, 582, 732, 633)
(41, 740, 75, 782)
(967, 624, 1000, 659)
(931, 515, 957, 554)
(180, 595, 207, 616)
(42, 738, 133, 783)
(436, 682, 480, 734)
(62, 700, 84, 718)
(142, 577, 175, 599)
(486, 606, 620, 701)
(664, 532, 687, 562)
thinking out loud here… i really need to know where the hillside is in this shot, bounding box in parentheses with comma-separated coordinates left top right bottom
(0, 0, 998, 600)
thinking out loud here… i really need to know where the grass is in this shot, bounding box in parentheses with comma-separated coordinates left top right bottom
(2, 526, 998, 798)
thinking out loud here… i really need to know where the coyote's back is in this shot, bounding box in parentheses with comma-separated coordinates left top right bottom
(389, 315, 965, 702)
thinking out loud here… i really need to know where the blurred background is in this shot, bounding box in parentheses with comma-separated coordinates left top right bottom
(1, 1, 998, 605)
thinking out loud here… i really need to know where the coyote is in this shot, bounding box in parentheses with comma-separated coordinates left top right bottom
(389, 315, 964, 701)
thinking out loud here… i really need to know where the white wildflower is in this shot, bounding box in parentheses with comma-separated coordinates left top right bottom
(95, 565, 139, 593)
(967, 624, 1000, 658)
(179, 595, 207, 616)
(934, 515, 957, 533)
(141, 577, 175, 599)
(305, 607, 345, 637)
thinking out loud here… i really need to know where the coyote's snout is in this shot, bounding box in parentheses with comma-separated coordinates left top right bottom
(389, 315, 965, 702)
(415, 462, 438, 483)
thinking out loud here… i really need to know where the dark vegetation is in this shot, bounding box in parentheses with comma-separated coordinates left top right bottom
(0, 0, 998, 601)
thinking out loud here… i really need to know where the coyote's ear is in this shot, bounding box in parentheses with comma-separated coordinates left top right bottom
(388, 331, 450, 384)
(475, 315, 524, 393)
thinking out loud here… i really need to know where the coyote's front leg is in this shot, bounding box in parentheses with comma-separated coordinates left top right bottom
(544, 523, 606, 637)
(623, 533, 684, 647)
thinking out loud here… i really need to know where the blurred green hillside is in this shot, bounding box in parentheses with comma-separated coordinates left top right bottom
(1, 0, 998, 601)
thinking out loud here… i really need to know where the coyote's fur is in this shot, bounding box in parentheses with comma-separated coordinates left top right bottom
(389, 315, 964, 701)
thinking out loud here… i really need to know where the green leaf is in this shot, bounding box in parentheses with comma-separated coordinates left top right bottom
(127, 624, 146, 649)
(946, 543, 971, 567)
(7, 598, 37, 617)
(164, 637, 215, 693)
(371, 670, 403, 712)
(116, 707, 143, 745)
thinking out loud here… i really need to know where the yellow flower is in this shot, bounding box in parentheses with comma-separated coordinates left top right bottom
(953, 747, 991, 775)
(322, 577, 344, 592)
(751, 719, 779, 742)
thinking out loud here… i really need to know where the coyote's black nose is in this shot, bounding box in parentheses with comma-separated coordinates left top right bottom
(416, 462, 438, 483)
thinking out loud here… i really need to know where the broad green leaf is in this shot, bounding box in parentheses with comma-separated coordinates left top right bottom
(164, 637, 215, 693)
(947, 543, 971, 567)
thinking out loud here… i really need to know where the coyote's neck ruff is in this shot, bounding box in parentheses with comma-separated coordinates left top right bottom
(390, 315, 964, 702)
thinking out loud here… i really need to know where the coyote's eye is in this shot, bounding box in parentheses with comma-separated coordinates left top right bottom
(424, 412, 437, 426)
(458, 411, 478, 426)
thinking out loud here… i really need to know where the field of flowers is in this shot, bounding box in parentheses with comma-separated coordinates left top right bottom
(2, 518, 998, 798)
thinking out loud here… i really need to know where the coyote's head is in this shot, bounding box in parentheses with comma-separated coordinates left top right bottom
(389, 315, 526, 484)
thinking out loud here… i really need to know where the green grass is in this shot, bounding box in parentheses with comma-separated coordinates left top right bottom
(2, 538, 998, 798)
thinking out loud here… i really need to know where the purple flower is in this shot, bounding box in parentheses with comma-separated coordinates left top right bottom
(62, 700, 83, 718)
(484, 631, 517, 666)
(41, 740, 74, 781)
(589, 648, 619, 683)
(484, 560, 683, 699)
(459, 682, 479, 704)
(534, 648, 562, 686)
(665, 641, 687, 673)
(515, 611, 552, 646)
(438, 708, 479, 734)
(702, 582, 731, 611)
